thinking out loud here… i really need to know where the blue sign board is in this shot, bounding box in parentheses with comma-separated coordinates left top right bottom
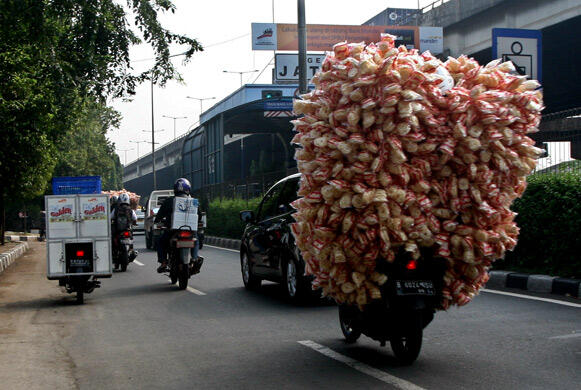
(264, 100, 293, 111)
(492, 28, 542, 82)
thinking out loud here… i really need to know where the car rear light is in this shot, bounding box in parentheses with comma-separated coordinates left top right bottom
(179, 231, 192, 238)
(122, 231, 131, 238)
(406, 259, 417, 270)
(76, 250, 85, 257)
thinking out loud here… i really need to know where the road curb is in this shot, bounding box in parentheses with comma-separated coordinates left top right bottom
(0, 241, 30, 275)
(488, 270, 580, 298)
(6, 234, 39, 242)
(206, 236, 241, 252)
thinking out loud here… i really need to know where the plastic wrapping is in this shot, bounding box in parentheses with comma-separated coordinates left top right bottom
(292, 34, 543, 309)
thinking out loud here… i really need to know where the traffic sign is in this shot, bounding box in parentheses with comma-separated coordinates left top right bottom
(274, 53, 325, 83)
(492, 28, 542, 82)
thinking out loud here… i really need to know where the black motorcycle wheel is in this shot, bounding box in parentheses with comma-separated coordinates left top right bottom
(76, 289, 84, 304)
(339, 306, 361, 343)
(169, 266, 178, 284)
(120, 249, 128, 272)
(390, 321, 423, 365)
(178, 265, 189, 290)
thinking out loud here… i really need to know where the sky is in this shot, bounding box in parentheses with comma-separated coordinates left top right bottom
(110, 0, 425, 165)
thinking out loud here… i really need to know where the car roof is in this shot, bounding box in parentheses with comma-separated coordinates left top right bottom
(271, 173, 301, 189)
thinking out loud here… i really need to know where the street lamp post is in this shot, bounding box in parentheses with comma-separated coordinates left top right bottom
(186, 96, 216, 122)
(129, 140, 147, 160)
(222, 69, 259, 87)
(117, 148, 133, 166)
(162, 115, 188, 140)
(142, 128, 165, 190)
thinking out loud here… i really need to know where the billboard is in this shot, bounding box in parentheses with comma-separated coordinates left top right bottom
(250, 23, 444, 53)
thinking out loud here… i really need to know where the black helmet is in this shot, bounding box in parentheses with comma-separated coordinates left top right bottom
(174, 178, 191, 196)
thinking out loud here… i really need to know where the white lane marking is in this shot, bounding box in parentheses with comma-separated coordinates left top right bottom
(186, 286, 206, 296)
(481, 289, 581, 308)
(204, 244, 239, 253)
(550, 332, 581, 340)
(133, 260, 145, 266)
(298, 340, 425, 390)
(167, 279, 206, 295)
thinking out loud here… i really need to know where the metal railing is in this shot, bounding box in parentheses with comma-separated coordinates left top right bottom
(533, 141, 580, 175)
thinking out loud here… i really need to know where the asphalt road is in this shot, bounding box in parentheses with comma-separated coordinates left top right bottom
(1, 236, 580, 389)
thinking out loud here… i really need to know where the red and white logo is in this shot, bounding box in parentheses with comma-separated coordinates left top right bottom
(257, 28, 273, 40)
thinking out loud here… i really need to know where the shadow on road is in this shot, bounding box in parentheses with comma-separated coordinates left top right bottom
(1, 295, 92, 312)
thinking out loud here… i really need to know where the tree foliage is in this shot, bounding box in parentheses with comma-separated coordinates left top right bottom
(496, 172, 581, 278)
(0, 0, 203, 242)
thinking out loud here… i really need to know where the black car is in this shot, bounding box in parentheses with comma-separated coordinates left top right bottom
(239, 173, 316, 301)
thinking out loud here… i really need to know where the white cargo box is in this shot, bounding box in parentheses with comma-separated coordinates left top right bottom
(171, 197, 198, 231)
(45, 194, 112, 279)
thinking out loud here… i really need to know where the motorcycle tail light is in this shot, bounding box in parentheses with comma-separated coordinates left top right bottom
(179, 231, 192, 238)
(406, 259, 417, 270)
(122, 231, 131, 238)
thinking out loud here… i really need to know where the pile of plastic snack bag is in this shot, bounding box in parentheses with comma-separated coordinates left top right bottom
(103, 190, 141, 210)
(290, 33, 543, 310)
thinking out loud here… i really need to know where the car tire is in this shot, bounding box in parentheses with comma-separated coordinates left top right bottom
(241, 252, 261, 290)
(284, 257, 307, 302)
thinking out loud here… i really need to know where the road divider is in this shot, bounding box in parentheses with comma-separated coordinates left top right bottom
(298, 340, 425, 390)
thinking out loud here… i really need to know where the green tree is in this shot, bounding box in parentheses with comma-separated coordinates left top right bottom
(53, 100, 123, 190)
(0, 0, 203, 243)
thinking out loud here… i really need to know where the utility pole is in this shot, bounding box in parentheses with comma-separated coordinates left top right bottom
(297, 0, 308, 94)
(143, 126, 165, 190)
(151, 77, 156, 191)
(162, 115, 188, 140)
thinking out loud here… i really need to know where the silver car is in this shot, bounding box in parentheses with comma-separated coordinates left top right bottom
(134, 209, 145, 232)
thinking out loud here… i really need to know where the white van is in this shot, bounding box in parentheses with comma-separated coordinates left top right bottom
(144, 189, 174, 249)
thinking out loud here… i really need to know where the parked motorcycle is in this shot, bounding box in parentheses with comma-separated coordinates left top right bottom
(338, 248, 446, 365)
(112, 229, 137, 272)
(161, 226, 204, 290)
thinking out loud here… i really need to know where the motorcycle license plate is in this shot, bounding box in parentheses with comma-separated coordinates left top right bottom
(121, 239, 132, 244)
(395, 280, 435, 296)
(176, 241, 195, 248)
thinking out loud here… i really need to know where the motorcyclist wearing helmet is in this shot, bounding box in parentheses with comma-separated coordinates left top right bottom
(155, 178, 201, 273)
(110, 193, 137, 230)
(110, 195, 119, 213)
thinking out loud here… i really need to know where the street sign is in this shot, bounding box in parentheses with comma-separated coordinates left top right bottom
(274, 53, 325, 83)
(492, 28, 542, 82)
(264, 100, 293, 111)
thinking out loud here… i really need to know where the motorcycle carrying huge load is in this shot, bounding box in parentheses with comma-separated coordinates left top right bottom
(46, 176, 112, 304)
(290, 34, 543, 364)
